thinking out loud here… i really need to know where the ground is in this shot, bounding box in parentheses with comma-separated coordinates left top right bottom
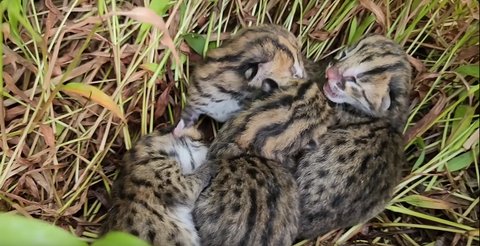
(0, 0, 478, 245)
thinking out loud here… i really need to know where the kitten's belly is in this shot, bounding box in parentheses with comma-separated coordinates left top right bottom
(200, 99, 241, 122)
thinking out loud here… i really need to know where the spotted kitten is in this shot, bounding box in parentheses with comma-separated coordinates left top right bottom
(179, 24, 305, 128)
(204, 35, 411, 240)
(295, 35, 411, 239)
(194, 155, 299, 246)
(102, 123, 210, 246)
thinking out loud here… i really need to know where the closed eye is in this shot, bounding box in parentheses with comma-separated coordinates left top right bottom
(244, 63, 259, 80)
(344, 76, 357, 84)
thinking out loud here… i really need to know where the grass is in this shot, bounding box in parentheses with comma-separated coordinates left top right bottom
(0, 0, 478, 245)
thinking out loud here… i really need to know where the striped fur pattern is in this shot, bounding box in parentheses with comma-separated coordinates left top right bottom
(180, 24, 305, 127)
(102, 126, 210, 246)
(208, 78, 333, 167)
(204, 35, 411, 240)
(294, 35, 412, 239)
(193, 155, 299, 246)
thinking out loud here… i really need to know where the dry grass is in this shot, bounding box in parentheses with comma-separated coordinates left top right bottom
(0, 0, 479, 245)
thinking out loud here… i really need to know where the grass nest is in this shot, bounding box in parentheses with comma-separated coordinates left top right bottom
(0, 0, 478, 245)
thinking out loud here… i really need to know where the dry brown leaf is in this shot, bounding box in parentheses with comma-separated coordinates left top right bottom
(408, 55, 427, 73)
(116, 7, 181, 66)
(24, 176, 40, 199)
(50, 57, 108, 85)
(359, 0, 387, 30)
(456, 45, 479, 61)
(126, 70, 147, 83)
(5, 106, 26, 122)
(405, 93, 448, 143)
(155, 84, 173, 120)
(4, 69, 37, 107)
(309, 30, 331, 41)
(39, 124, 56, 148)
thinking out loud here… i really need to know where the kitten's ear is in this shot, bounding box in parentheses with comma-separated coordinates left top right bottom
(380, 92, 391, 111)
(173, 119, 186, 137)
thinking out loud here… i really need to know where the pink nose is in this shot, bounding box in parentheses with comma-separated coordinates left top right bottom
(326, 66, 341, 81)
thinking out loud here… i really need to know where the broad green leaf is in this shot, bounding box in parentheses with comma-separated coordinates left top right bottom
(0, 213, 87, 246)
(456, 64, 480, 78)
(60, 83, 125, 121)
(398, 195, 456, 209)
(445, 150, 475, 172)
(183, 33, 208, 55)
(93, 231, 150, 246)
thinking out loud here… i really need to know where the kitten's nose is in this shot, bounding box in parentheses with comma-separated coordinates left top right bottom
(326, 66, 341, 81)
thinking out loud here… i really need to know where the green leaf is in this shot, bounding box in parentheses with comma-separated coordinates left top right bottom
(140, 63, 163, 73)
(93, 232, 151, 246)
(60, 83, 125, 121)
(412, 137, 426, 171)
(136, 0, 173, 43)
(0, 213, 87, 246)
(351, 15, 375, 44)
(149, 0, 172, 16)
(448, 104, 475, 144)
(455, 64, 480, 78)
(445, 150, 475, 172)
(398, 195, 456, 210)
(183, 33, 208, 55)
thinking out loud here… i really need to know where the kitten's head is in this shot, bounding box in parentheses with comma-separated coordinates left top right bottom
(202, 24, 306, 92)
(135, 121, 208, 174)
(323, 35, 412, 119)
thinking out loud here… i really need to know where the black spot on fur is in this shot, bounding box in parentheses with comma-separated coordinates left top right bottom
(246, 168, 258, 178)
(130, 229, 139, 236)
(317, 169, 329, 178)
(337, 154, 347, 163)
(331, 194, 345, 207)
(231, 203, 241, 213)
(360, 154, 371, 174)
(148, 230, 156, 242)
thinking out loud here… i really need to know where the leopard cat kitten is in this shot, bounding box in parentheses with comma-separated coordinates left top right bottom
(205, 35, 410, 240)
(179, 24, 305, 129)
(294, 35, 411, 239)
(102, 123, 210, 246)
(208, 35, 410, 165)
(193, 154, 299, 246)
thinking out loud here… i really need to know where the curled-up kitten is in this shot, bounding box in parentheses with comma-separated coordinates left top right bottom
(205, 34, 411, 240)
(294, 34, 412, 239)
(194, 154, 299, 246)
(102, 123, 210, 246)
(180, 24, 306, 128)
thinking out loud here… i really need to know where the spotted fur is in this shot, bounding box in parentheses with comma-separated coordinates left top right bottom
(102, 126, 210, 246)
(295, 34, 411, 239)
(193, 155, 299, 246)
(180, 24, 305, 127)
(205, 35, 411, 240)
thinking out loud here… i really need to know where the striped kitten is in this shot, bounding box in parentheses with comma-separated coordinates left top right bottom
(102, 123, 210, 246)
(203, 35, 411, 240)
(179, 24, 305, 128)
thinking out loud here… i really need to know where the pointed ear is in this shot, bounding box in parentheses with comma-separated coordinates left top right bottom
(380, 92, 391, 112)
(173, 119, 185, 137)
